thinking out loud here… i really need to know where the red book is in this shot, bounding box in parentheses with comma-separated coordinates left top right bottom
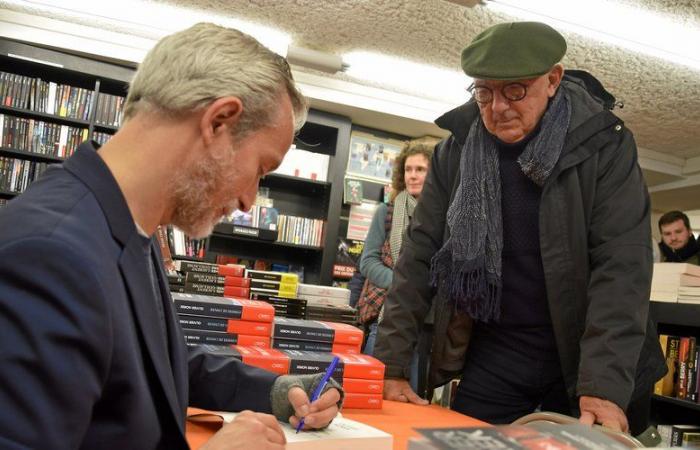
(172, 293, 274, 322)
(332, 343, 361, 354)
(185, 273, 251, 287)
(178, 315, 272, 337)
(342, 377, 384, 394)
(227, 320, 272, 337)
(318, 321, 363, 345)
(223, 286, 251, 298)
(343, 393, 383, 409)
(272, 317, 363, 345)
(224, 276, 251, 288)
(234, 346, 289, 375)
(175, 260, 245, 277)
(334, 353, 385, 380)
(182, 330, 270, 348)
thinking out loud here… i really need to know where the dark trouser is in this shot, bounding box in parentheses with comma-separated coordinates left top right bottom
(451, 335, 650, 436)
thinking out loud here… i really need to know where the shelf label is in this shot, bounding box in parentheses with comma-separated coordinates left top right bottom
(232, 226, 260, 237)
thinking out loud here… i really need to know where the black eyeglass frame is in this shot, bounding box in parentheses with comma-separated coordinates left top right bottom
(467, 82, 529, 104)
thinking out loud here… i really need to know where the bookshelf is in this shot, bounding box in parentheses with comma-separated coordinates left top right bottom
(0, 37, 352, 285)
(649, 301, 700, 425)
(207, 109, 352, 285)
(0, 38, 130, 196)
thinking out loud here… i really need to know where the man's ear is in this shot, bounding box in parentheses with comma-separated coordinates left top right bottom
(547, 63, 565, 97)
(200, 96, 243, 145)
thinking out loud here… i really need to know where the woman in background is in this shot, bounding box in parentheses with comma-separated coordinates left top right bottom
(358, 139, 435, 374)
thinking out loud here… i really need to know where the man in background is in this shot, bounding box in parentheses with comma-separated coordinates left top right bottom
(374, 21, 665, 435)
(658, 210, 700, 264)
(0, 23, 341, 450)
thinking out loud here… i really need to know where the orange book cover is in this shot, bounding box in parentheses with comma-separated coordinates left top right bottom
(224, 276, 251, 288)
(223, 286, 251, 298)
(334, 353, 385, 380)
(237, 335, 271, 348)
(234, 298, 275, 322)
(342, 377, 384, 394)
(234, 346, 289, 375)
(226, 319, 272, 337)
(332, 342, 361, 355)
(343, 393, 383, 409)
(218, 264, 245, 277)
(317, 321, 363, 345)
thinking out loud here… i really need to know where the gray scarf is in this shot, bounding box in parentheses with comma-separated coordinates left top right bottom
(389, 190, 417, 264)
(430, 87, 571, 322)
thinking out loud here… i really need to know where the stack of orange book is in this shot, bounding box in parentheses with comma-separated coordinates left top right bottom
(203, 345, 385, 409)
(173, 293, 274, 348)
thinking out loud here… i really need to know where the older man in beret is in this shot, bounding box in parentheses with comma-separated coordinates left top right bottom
(373, 21, 665, 434)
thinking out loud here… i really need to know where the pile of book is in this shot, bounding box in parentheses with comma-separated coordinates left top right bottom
(204, 345, 385, 409)
(170, 262, 306, 319)
(272, 317, 362, 354)
(294, 284, 358, 325)
(174, 292, 274, 348)
(651, 262, 700, 303)
(654, 334, 699, 402)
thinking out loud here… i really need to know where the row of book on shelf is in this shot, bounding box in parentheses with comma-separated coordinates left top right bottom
(655, 333, 699, 403)
(0, 71, 124, 126)
(651, 262, 700, 303)
(169, 261, 377, 409)
(223, 209, 326, 247)
(0, 114, 87, 158)
(0, 157, 49, 193)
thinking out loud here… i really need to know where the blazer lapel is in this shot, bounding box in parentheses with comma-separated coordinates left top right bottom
(120, 238, 186, 434)
(152, 240, 189, 410)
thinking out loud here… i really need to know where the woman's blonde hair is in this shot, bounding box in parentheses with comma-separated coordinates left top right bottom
(123, 22, 308, 135)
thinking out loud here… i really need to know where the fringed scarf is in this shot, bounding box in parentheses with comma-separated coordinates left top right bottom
(430, 87, 571, 322)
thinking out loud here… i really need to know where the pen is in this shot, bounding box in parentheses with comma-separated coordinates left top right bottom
(295, 356, 340, 433)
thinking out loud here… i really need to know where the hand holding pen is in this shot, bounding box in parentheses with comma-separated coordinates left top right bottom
(289, 356, 341, 433)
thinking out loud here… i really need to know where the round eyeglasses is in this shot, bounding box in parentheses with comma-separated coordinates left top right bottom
(468, 82, 528, 104)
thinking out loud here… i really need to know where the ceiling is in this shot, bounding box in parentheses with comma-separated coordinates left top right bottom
(1, 0, 699, 211)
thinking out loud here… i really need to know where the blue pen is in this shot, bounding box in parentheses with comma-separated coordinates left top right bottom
(295, 356, 340, 433)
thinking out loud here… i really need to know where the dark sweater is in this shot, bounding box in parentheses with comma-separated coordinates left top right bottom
(474, 137, 559, 361)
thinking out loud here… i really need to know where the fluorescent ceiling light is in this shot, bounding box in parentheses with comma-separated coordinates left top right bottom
(485, 0, 700, 71)
(4, 0, 292, 55)
(344, 51, 472, 104)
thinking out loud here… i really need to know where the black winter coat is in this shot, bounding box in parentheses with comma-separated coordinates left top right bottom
(374, 73, 666, 410)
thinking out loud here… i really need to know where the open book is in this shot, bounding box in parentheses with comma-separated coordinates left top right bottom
(409, 423, 633, 450)
(189, 411, 392, 450)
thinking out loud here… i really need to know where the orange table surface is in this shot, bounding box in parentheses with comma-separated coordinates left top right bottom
(186, 401, 487, 450)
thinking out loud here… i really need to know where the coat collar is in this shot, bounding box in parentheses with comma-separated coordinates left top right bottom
(63, 142, 136, 246)
(63, 142, 186, 434)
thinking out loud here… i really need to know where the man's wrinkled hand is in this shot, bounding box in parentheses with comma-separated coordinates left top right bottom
(384, 379, 429, 405)
(579, 396, 629, 433)
(201, 410, 285, 450)
(287, 386, 341, 431)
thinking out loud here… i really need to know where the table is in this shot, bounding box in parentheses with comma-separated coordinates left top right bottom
(186, 401, 487, 450)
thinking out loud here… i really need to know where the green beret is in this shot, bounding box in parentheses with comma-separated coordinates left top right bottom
(461, 22, 566, 81)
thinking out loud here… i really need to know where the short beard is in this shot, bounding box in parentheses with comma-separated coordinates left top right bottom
(169, 148, 230, 239)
